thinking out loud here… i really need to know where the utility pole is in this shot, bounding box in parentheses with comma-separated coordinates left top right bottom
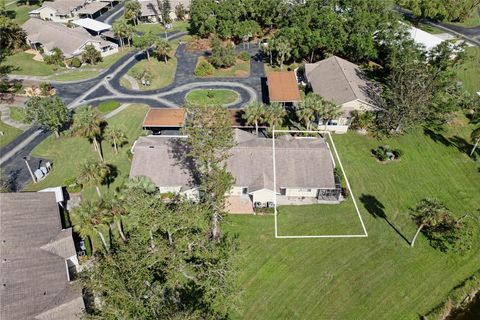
(23, 156, 36, 183)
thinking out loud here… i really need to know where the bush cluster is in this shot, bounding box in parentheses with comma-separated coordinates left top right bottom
(71, 57, 82, 68)
(371, 145, 403, 161)
(238, 51, 250, 61)
(195, 60, 215, 76)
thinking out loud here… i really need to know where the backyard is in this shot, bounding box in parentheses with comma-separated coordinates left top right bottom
(24, 104, 149, 201)
(134, 20, 189, 34)
(185, 89, 238, 105)
(227, 117, 480, 319)
(454, 47, 480, 94)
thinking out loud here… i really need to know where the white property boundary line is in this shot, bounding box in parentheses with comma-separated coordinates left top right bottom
(272, 129, 368, 239)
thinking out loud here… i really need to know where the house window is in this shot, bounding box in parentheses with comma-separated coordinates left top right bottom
(280, 188, 286, 196)
(242, 187, 248, 195)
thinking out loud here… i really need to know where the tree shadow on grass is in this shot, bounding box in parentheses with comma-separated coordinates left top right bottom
(359, 194, 411, 245)
(423, 128, 452, 148)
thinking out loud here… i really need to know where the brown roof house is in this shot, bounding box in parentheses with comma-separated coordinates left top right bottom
(23, 18, 118, 58)
(29, 0, 86, 23)
(266, 71, 301, 105)
(304, 55, 381, 133)
(0, 192, 84, 320)
(143, 108, 187, 134)
(130, 129, 340, 213)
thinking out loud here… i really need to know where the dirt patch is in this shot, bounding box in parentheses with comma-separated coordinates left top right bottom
(235, 70, 249, 77)
(186, 38, 212, 52)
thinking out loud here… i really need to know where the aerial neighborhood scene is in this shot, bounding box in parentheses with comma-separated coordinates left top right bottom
(1, 0, 480, 319)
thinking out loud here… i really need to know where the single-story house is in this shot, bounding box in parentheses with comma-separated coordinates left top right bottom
(143, 108, 187, 134)
(139, 0, 191, 23)
(266, 71, 301, 106)
(130, 129, 340, 213)
(22, 18, 118, 58)
(304, 55, 380, 133)
(0, 192, 84, 320)
(28, 0, 86, 23)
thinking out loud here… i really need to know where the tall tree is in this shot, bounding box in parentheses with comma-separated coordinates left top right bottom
(154, 38, 172, 63)
(174, 2, 186, 20)
(112, 19, 129, 48)
(410, 198, 458, 249)
(243, 101, 266, 135)
(104, 125, 127, 155)
(77, 159, 111, 197)
(24, 96, 70, 138)
(72, 201, 110, 254)
(133, 31, 157, 61)
(274, 37, 291, 70)
(264, 103, 286, 129)
(184, 103, 235, 241)
(71, 105, 105, 160)
(124, 0, 141, 25)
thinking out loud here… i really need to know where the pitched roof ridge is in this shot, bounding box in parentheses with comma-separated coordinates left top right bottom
(333, 55, 357, 100)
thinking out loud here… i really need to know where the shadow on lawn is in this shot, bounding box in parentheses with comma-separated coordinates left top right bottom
(423, 128, 477, 159)
(359, 194, 411, 245)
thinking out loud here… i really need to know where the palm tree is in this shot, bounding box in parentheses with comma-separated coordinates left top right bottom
(101, 196, 128, 243)
(317, 99, 341, 131)
(296, 103, 315, 130)
(72, 105, 104, 161)
(105, 126, 127, 155)
(469, 126, 480, 156)
(410, 198, 450, 247)
(264, 103, 286, 129)
(124, 0, 141, 25)
(72, 201, 110, 254)
(112, 19, 129, 49)
(243, 102, 265, 135)
(77, 159, 111, 197)
(155, 38, 172, 63)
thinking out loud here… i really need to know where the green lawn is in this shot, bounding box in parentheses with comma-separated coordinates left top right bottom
(120, 76, 133, 89)
(134, 20, 189, 34)
(185, 89, 238, 105)
(416, 22, 444, 34)
(97, 100, 121, 114)
(195, 57, 250, 77)
(5, 2, 39, 24)
(448, 8, 480, 28)
(47, 70, 99, 81)
(25, 104, 149, 201)
(0, 112, 22, 148)
(125, 53, 177, 90)
(455, 47, 480, 94)
(5, 52, 58, 76)
(277, 200, 365, 236)
(8, 106, 29, 124)
(227, 119, 480, 319)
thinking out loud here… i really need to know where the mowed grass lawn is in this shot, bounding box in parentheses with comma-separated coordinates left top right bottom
(455, 47, 480, 94)
(125, 45, 178, 90)
(227, 119, 480, 319)
(6, 2, 39, 24)
(5, 52, 58, 76)
(185, 89, 238, 105)
(0, 113, 22, 148)
(25, 105, 149, 201)
(134, 20, 189, 34)
(196, 56, 250, 77)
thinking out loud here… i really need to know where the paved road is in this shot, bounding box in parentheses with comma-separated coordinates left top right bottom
(1, 33, 267, 191)
(395, 5, 480, 46)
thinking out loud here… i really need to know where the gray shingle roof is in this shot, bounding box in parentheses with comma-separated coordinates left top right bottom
(22, 18, 110, 58)
(43, 0, 86, 15)
(0, 192, 84, 320)
(305, 56, 378, 106)
(130, 129, 335, 192)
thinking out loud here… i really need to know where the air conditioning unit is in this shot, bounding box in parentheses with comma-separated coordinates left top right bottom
(267, 202, 275, 208)
(254, 201, 263, 208)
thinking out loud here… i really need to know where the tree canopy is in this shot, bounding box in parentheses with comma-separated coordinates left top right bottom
(25, 96, 71, 137)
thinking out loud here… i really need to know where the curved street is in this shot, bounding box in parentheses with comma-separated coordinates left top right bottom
(1, 30, 267, 191)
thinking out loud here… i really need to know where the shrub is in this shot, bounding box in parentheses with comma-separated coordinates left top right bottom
(65, 177, 82, 193)
(238, 51, 250, 61)
(372, 145, 403, 161)
(195, 60, 215, 76)
(71, 57, 81, 68)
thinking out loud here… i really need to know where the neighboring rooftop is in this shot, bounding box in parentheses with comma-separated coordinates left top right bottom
(143, 108, 187, 128)
(267, 71, 301, 103)
(0, 192, 84, 320)
(42, 0, 86, 15)
(22, 18, 111, 57)
(305, 55, 377, 106)
(130, 129, 335, 192)
(77, 1, 109, 16)
(73, 18, 111, 33)
(407, 25, 445, 51)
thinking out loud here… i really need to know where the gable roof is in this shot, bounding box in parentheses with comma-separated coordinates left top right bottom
(0, 192, 83, 320)
(305, 55, 377, 106)
(72, 18, 111, 33)
(130, 129, 335, 192)
(77, 1, 109, 15)
(42, 0, 86, 15)
(22, 18, 110, 57)
(267, 71, 301, 103)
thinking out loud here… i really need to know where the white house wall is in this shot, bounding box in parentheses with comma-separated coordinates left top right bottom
(250, 188, 276, 204)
